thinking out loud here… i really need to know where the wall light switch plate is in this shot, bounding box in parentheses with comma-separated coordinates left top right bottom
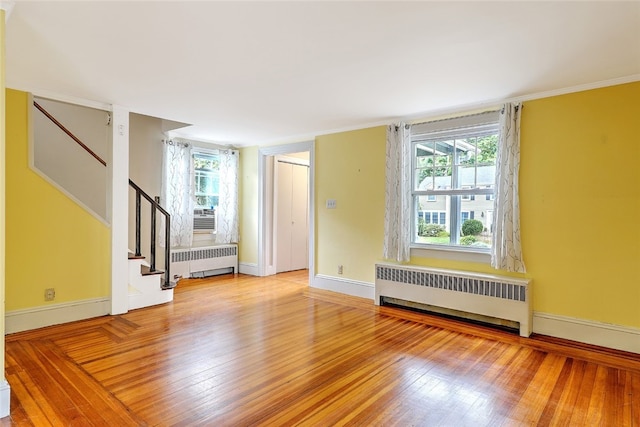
(326, 199, 337, 209)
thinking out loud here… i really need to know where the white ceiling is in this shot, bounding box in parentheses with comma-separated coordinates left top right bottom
(5, 1, 640, 146)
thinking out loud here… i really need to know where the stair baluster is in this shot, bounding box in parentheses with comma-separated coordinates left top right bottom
(129, 179, 172, 288)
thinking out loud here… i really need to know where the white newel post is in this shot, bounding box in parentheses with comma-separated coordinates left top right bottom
(109, 105, 129, 314)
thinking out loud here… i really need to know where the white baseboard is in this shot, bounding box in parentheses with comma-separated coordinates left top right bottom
(533, 312, 640, 354)
(5, 297, 111, 334)
(0, 379, 9, 418)
(239, 262, 259, 276)
(128, 289, 173, 311)
(311, 274, 374, 299)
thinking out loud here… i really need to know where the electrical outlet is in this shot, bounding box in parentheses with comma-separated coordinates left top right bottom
(44, 288, 56, 301)
(338, 265, 343, 275)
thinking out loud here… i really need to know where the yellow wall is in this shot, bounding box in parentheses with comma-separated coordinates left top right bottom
(315, 126, 386, 282)
(407, 83, 640, 328)
(238, 82, 640, 330)
(5, 89, 110, 310)
(1, 8, 7, 368)
(239, 146, 258, 264)
(519, 82, 640, 327)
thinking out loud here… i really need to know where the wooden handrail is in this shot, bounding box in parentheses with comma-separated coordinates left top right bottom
(129, 179, 172, 288)
(33, 101, 107, 167)
(34, 101, 173, 288)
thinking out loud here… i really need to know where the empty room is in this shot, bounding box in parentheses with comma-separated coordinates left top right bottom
(1, 1, 639, 425)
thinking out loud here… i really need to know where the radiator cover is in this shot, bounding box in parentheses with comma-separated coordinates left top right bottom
(375, 263, 532, 337)
(171, 244, 238, 279)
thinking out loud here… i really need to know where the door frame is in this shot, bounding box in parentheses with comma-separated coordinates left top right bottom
(274, 154, 310, 274)
(258, 141, 314, 285)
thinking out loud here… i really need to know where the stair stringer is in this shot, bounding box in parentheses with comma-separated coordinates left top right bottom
(128, 257, 174, 310)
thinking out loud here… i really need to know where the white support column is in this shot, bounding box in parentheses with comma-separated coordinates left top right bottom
(109, 106, 129, 314)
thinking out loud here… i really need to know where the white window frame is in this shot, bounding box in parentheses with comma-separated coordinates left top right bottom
(192, 149, 220, 234)
(411, 110, 500, 255)
(192, 149, 220, 210)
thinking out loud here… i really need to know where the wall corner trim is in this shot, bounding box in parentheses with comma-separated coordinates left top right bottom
(5, 297, 110, 334)
(0, 379, 9, 418)
(533, 311, 640, 355)
(311, 274, 374, 300)
(238, 262, 259, 276)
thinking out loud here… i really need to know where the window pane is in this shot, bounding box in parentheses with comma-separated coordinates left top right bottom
(193, 152, 220, 209)
(415, 142, 453, 190)
(419, 173, 454, 191)
(415, 209, 450, 244)
(194, 153, 219, 170)
(435, 173, 452, 190)
(456, 135, 498, 166)
(195, 195, 219, 208)
(458, 164, 477, 188)
(417, 195, 444, 215)
(460, 196, 492, 248)
(415, 143, 434, 191)
(195, 171, 219, 196)
(454, 134, 498, 190)
(416, 168, 433, 191)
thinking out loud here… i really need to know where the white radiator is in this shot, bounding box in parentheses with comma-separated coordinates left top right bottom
(375, 263, 532, 337)
(171, 244, 238, 279)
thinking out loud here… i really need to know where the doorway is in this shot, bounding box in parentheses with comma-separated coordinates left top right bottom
(275, 154, 309, 273)
(258, 141, 314, 282)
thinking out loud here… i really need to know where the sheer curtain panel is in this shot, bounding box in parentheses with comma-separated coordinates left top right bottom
(491, 103, 526, 273)
(383, 123, 411, 263)
(216, 149, 239, 244)
(161, 140, 194, 248)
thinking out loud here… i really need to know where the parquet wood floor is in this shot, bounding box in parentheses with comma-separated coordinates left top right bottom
(3, 271, 639, 426)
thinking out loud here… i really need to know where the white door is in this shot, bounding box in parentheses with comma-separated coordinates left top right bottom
(276, 159, 309, 273)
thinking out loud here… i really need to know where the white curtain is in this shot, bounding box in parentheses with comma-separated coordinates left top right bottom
(383, 123, 412, 263)
(492, 103, 526, 273)
(216, 149, 239, 244)
(161, 140, 194, 248)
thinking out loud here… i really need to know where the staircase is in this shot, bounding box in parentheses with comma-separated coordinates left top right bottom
(128, 253, 175, 310)
(32, 99, 178, 312)
(128, 179, 177, 310)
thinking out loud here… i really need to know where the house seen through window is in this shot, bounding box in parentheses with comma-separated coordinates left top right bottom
(412, 110, 499, 249)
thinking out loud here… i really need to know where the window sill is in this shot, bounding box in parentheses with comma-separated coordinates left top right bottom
(410, 245, 491, 264)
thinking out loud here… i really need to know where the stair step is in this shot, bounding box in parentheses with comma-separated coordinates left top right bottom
(128, 253, 145, 260)
(140, 265, 164, 276)
(161, 280, 178, 290)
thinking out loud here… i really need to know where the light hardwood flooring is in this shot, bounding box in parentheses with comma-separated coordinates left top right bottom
(3, 270, 639, 426)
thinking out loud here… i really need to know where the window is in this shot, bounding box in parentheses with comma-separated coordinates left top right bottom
(412, 110, 499, 249)
(419, 210, 446, 225)
(193, 152, 219, 209)
(461, 187, 475, 201)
